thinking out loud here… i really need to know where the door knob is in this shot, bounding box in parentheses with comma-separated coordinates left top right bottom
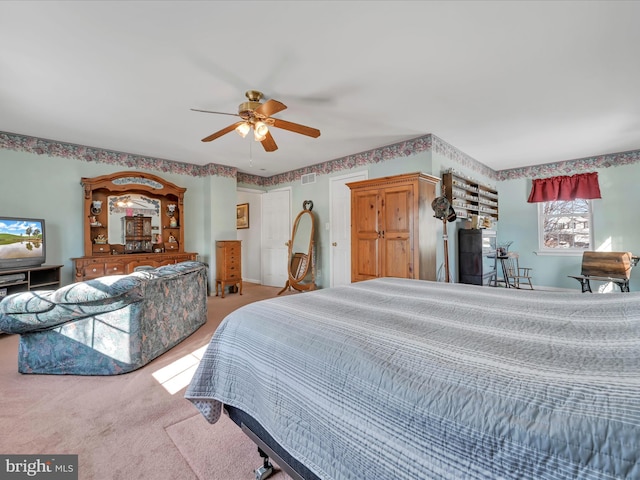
(332, 242, 337, 246)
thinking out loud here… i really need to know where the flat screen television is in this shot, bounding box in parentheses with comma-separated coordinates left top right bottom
(0, 216, 47, 270)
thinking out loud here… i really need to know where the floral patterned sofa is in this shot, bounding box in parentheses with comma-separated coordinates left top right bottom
(0, 261, 208, 375)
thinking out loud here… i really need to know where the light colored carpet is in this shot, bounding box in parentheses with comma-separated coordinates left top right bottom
(0, 283, 294, 480)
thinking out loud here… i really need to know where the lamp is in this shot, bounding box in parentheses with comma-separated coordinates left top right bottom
(253, 121, 268, 141)
(235, 120, 269, 142)
(254, 121, 268, 137)
(235, 122, 251, 138)
(431, 196, 457, 283)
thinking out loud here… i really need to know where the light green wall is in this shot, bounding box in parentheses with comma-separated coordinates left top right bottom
(430, 151, 498, 282)
(277, 145, 640, 292)
(498, 163, 640, 291)
(4, 140, 639, 292)
(268, 150, 432, 288)
(0, 149, 235, 286)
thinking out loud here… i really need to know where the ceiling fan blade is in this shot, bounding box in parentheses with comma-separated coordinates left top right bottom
(191, 108, 240, 117)
(255, 99, 287, 117)
(201, 122, 244, 142)
(260, 131, 278, 152)
(270, 118, 321, 138)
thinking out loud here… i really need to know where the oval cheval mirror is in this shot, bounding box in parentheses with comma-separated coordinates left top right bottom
(278, 200, 316, 294)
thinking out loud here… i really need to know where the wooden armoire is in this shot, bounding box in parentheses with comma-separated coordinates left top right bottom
(347, 172, 440, 283)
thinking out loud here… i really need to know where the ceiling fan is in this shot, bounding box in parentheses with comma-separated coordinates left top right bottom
(191, 90, 321, 152)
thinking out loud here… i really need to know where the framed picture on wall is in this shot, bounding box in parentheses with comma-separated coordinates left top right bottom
(237, 203, 249, 229)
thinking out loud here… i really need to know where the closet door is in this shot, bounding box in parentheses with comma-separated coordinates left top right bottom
(380, 185, 414, 279)
(261, 188, 291, 287)
(351, 188, 381, 282)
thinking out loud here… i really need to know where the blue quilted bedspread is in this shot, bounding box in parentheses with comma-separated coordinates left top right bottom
(186, 278, 640, 479)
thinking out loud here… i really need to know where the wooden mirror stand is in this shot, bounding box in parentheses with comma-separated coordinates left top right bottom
(278, 201, 316, 294)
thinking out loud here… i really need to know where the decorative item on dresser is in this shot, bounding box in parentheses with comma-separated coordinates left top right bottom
(215, 240, 242, 298)
(347, 172, 440, 282)
(72, 171, 198, 282)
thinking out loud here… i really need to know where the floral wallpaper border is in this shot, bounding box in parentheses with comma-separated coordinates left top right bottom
(241, 135, 435, 187)
(497, 149, 640, 180)
(431, 135, 499, 180)
(2, 130, 639, 185)
(0, 131, 237, 179)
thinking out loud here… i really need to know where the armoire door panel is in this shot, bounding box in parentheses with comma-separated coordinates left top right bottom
(353, 237, 379, 280)
(381, 188, 412, 235)
(353, 191, 379, 234)
(383, 238, 412, 278)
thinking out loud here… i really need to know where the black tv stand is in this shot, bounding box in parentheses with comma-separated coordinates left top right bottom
(0, 264, 62, 298)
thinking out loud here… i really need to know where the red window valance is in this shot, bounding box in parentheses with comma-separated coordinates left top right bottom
(527, 172, 601, 203)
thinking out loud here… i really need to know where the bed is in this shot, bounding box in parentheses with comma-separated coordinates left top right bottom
(185, 277, 640, 479)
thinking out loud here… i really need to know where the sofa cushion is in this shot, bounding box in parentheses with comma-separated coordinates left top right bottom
(130, 261, 205, 281)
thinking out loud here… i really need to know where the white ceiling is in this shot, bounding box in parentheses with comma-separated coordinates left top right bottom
(1, 1, 639, 177)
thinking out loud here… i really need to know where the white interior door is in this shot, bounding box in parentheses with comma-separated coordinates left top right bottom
(330, 171, 367, 287)
(261, 188, 291, 287)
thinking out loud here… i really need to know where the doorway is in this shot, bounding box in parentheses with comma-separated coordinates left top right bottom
(261, 187, 291, 287)
(329, 171, 367, 287)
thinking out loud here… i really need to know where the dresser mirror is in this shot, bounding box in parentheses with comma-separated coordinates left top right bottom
(278, 201, 316, 294)
(107, 194, 161, 245)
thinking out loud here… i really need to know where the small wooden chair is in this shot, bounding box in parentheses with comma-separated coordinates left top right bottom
(504, 252, 534, 289)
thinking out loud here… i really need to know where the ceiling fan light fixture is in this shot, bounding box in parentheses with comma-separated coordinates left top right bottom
(254, 121, 269, 138)
(235, 122, 251, 138)
(194, 90, 319, 151)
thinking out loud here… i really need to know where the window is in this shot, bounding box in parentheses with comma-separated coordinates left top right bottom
(538, 199, 593, 252)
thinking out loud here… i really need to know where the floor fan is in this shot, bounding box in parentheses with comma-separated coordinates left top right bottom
(431, 196, 457, 282)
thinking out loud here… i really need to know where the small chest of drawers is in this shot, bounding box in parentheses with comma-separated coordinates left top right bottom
(215, 240, 242, 298)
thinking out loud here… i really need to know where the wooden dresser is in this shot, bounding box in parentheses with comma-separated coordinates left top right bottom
(72, 171, 198, 282)
(73, 252, 198, 281)
(215, 240, 242, 298)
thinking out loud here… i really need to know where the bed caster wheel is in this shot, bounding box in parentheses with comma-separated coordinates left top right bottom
(255, 464, 274, 480)
(255, 448, 274, 480)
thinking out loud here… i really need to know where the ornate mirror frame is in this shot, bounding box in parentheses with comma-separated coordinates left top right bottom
(278, 200, 316, 294)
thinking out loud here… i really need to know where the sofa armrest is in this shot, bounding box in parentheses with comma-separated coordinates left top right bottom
(0, 275, 145, 334)
(51, 275, 143, 304)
